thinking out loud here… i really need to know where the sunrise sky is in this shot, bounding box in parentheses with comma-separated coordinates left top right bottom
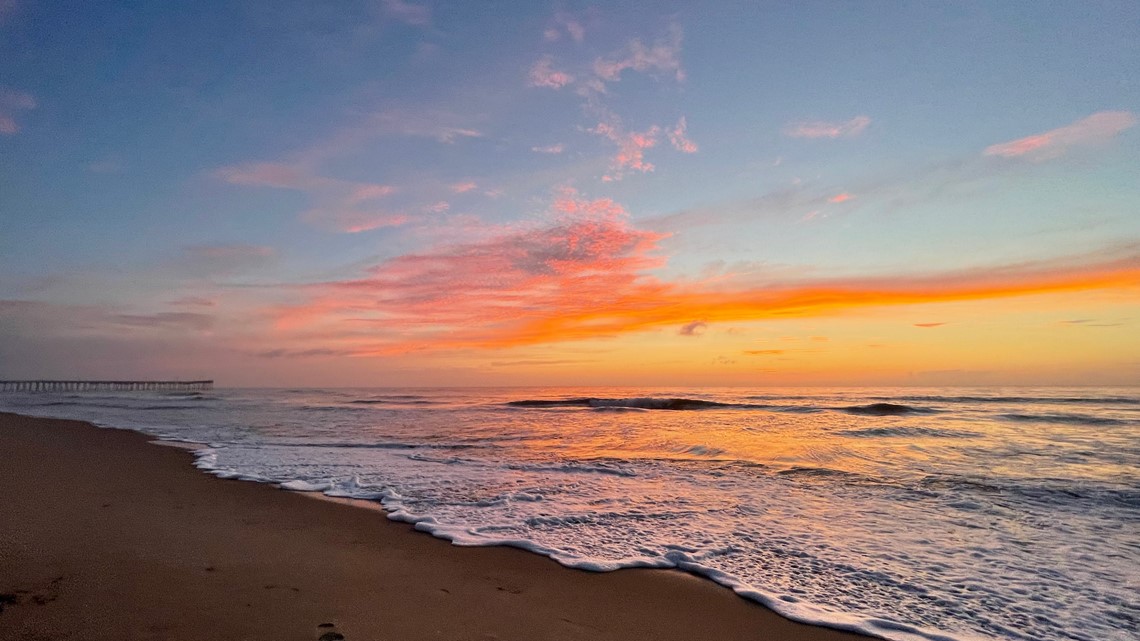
(1, 1, 1138, 386)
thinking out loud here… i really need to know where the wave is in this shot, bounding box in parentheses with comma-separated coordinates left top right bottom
(506, 397, 768, 411)
(917, 475, 1140, 509)
(349, 398, 438, 405)
(840, 403, 937, 416)
(878, 395, 1140, 406)
(837, 426, 980, 439)
(998, 412, 1131, 426)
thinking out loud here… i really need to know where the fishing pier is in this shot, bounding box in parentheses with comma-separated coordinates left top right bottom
(0, 380, 214, 392)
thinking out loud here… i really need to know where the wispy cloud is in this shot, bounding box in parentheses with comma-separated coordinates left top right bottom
(544, 12, 586, 43)
(529, 56, 575, 89)
(168, 296, 217, 308)
(0, 88, 36, 135)
(178, 244, 276, 278)
(828, 192, 853, 204)
(914, 322, 946, 328)
(668, 116, 698, 153)
(450, 181, 478, 193)
(531, 143, 565, 154)
(381, 0, 430, 26)
(594, 23, 684, 82)
(216, 162, 406, 233)
(783, 115, 871, 139)
(983, 111, 1136, 161)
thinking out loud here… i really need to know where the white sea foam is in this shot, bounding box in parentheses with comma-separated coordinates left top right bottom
(2, 386, 1137, 641)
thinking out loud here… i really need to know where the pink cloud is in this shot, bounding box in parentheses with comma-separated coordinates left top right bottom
(381, 0, 430, 26)
(828, 193, 854, 204)
(450, 181, 478, 193)
(303, 209, 409, 234)
(274, 189, 670, 349)
(592, 121, 660, 178)
(983, 111, 1137, 161)
(345, 183, 397, 205)
(0, 88, 36, 135)
(783, 115, 871, 139)
(668, 116, 698, 153)
(270, 196, 1140, 355)
(529, 56, 575, 89)
(531, 143, 565, 154)
(594, 23, 685, 82)
(217, 162, 405, 233)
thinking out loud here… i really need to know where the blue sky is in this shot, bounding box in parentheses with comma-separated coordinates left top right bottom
(2, 1, 1138, 385)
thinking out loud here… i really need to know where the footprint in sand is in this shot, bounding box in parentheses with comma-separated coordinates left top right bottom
(316, 622, 345, 641)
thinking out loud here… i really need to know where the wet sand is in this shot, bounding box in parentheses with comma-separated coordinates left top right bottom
(0, 412, 872, 641)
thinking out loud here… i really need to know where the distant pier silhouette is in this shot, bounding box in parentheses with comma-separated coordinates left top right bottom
(0, 380, 213, 392)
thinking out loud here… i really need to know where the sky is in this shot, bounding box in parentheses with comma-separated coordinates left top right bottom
(1, 0, 1138, 387)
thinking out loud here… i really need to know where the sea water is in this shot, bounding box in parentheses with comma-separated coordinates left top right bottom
(2, 387, 1137, 641)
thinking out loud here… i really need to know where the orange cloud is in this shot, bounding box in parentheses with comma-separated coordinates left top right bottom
(783, 115, 870, 139)
(270, 191, 1140, 356)
(828, 192, 853, 204)
(983, 111, 1136, 161)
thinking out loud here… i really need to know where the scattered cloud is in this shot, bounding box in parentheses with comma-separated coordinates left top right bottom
(594, 23, 684, 82)
(531, 143, 565, 154)
(668, 116, 698, 153)
(743, 349, 785, 355)
(828, 192, 854, 204)
(913, 322, 946, 328)
(529, 56, 575, 89)
(983, 111, 1136, 161)
(544, 12, 586, 42)
(381, 0, 430, 26)
(783, 115, 871, 139)
(0, 88, 36, 135)
(450, 181, 478, 193)
(592, 120, 660, 178)
(679, 320, 707, 336)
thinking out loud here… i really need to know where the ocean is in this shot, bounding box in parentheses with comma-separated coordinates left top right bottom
(2, 387, 1137, 641)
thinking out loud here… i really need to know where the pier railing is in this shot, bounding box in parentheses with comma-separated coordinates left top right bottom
(0, 380, 213, 392)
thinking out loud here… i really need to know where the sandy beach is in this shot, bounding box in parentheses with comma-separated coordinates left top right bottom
(0, 412, 871, 641)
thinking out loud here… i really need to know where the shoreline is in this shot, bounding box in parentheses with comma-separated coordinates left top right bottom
(0, 411, 874, 641)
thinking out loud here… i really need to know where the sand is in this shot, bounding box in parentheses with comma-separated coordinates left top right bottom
(0, 412, 871, 641)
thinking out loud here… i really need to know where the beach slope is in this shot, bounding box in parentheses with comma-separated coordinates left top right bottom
(0, 412, 870, 641)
